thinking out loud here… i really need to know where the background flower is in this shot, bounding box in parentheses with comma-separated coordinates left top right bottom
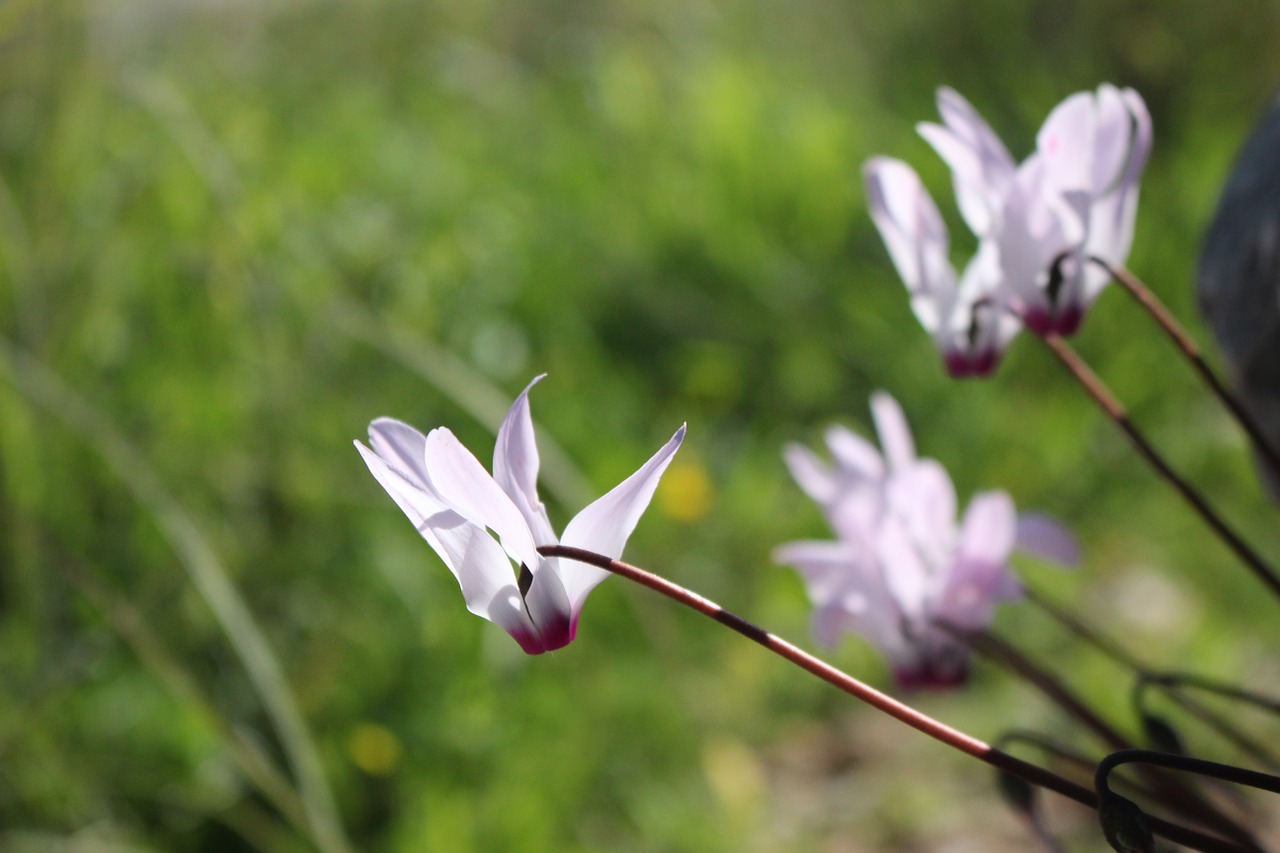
(777, 393, 1076, 688)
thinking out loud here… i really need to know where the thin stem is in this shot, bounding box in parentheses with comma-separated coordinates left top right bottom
(1029, 588, 1280, 768)
(1025, 587, 1146, 673)
(539, 544, 1249, 853)
(996, 730, 1106, 777)
(1145, 672, 1280, 716)
(1041, 333, 1280, 599)
(1094, 258, 1280, 478)
(961, 629, 1131, 750)
(962, 630, 1259, 846)
(1098, 748, 1280, 799)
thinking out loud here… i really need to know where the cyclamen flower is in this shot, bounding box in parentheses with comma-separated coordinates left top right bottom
(865, 84, 1152, 375)
(775, 393, 1077, 688)
(356, 375, 685, 654)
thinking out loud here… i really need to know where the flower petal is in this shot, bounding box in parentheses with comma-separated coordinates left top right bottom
(367, 418, 432, 487)
(1014, 512, 1080, 566)
(522, 558, 574, 650)
(417, 509, 546, 654)
(918, 86, 1016, 235)
(955, 489, 1017, 566)
(869, 391, 915, 472)
(783, 443, 839, 505)
(824, 424, 885, 481)
(356, 440, 543, 652)
(863, 157, 959, 325)
(423, 427, 541, 569)
(492, 375, 557, 545)
(559, 423, 686, 611)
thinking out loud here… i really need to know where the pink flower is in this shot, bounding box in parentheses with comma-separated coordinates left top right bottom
(356, 376, 685, 653)
(866, 85, 1152, 372)
(776, 393, 1077, 687)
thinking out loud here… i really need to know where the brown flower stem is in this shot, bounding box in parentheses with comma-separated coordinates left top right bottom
(1093, 258, 1280, 477)
(963, 629, 1131, 750)
(1098, 749, 1280, 799)
(1028, 588, 1280, 770)
(956, 627, 1259, 849)
(1040, 333, 1280, 599)
(1025, 587, 1145, 673)
(539, 544, 1250, 853)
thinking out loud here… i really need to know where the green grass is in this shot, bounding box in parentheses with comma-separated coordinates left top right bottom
(1, 0, 1279, 849)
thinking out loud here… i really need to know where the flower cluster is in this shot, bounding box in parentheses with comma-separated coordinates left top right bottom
(865, 85, 1152, 376)
(775, 393, 1077, 688)
(356, 375, 685, 653)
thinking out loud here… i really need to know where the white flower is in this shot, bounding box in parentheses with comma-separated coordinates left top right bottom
(776, 393, 1077, 687)
(356, 375, 685, 653)
(866, 85, 1152, 372)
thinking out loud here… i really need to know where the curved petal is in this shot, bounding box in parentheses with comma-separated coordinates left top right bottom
(937, 491, 1022, 632)
(367, 418, 431, 487)
(423, 427, 540, 568)
(1014, 512, 1080, 566)
(773, 539, 863, 604)
(1036, 90, 1095, 194)
(419, 510, 546, 654)
(356, 439, 444, 529)
(823, 425, 885, 481)
(559, 423, 686, 610)
(874, 514, 933, 620)
(863, 157, 959, 322)
(492, 375, 557, 545)
(869, 392, 915, 472)
(356, 440, 543, 652)
(955, 489, 1016, 565)
(918, 87, 1015, 235)
(523, 558, 574, 650)
(783, 443, 838, 505)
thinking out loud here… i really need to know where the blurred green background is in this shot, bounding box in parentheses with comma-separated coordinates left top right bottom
(2, 0, 1280, 850)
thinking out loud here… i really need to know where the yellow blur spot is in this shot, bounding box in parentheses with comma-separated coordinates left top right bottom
(348, 723, 402, 776)
(701, 736, 766, 816)
(657, 459, 712, 521)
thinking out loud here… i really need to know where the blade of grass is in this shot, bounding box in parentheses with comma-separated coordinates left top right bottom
(0, 338, 351, 853)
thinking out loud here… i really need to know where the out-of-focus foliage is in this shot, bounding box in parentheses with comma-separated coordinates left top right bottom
(1, 0, 1279, 850)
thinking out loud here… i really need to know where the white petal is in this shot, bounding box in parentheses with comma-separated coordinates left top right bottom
(559, 424, 686, 610)
(937, 491, 1022, 632)
(824, 424, 885, 481)
(423, 427, 541, 569)
(522, 558, 574, 650)
(955, 490, 1016, 566)
(355, 439, 444, 530)
(863, 157, 959, 321)
(492, 375, 557, 545)
(919, 87, 1015, 236)
(1014, 512, 1080, 566)
(419, 509, 545, 653)
(367, 418, 432, 487)
(357, 440, 543, 651)
(869, 392, 915, 472)
(783, 443, 839, 504)
(1036, 90, 1095, 193)
(875, 514, 933, 620)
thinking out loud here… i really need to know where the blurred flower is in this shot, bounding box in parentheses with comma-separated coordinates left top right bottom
(866, 85, 1151, 372)
(356, 375, 685, 654)
(864, 156, 1016, 377)
(775, 393, 1077, 688)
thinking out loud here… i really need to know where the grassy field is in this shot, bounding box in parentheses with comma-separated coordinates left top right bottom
(2, 1, 1280, 849)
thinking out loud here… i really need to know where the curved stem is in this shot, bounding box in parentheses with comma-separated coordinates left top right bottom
(539, 544, 1250, 853)
(1040, 333, 1280, 599)
(1092, 258, 1280, 478)
(1029, 588, 1280, 768)
(1098, 748, 1280, 799)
